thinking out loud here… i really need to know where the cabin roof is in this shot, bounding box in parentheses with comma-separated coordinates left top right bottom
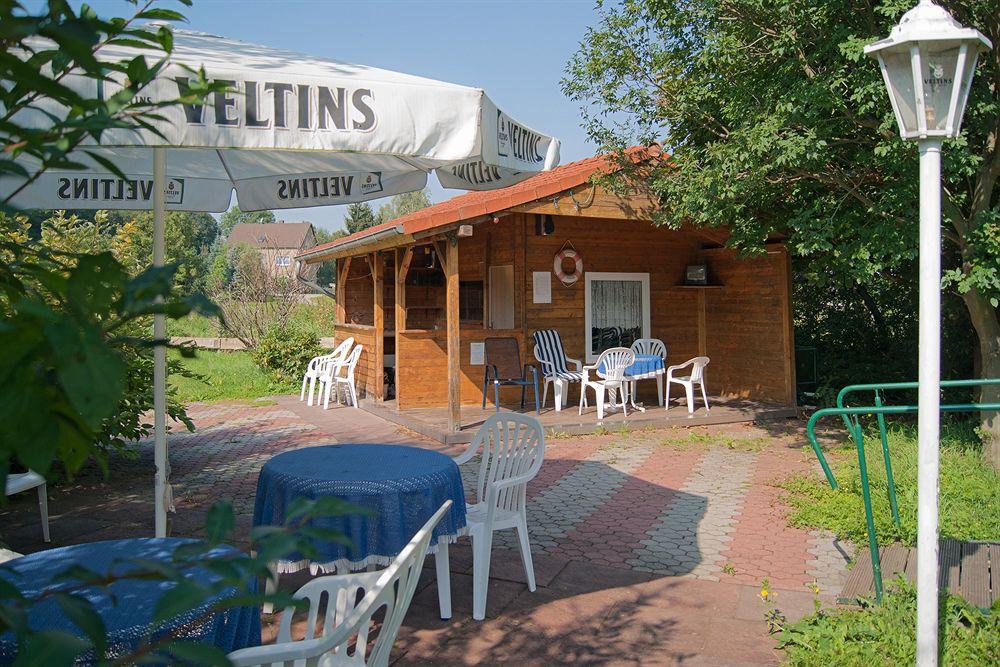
(298, 145, 662, 262)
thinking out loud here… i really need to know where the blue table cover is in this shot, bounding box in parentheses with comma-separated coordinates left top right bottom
(253, 445, 467, 572)
(0, 538, 260, 664)
(598, 354, 665, 379)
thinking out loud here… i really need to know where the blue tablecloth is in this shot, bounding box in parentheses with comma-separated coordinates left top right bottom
(253, 445, 467, 573)
(0, 538, 260, 664)
(598, 354, 665, 379)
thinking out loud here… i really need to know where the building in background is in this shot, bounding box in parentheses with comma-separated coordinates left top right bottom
(227, 221, 318, 282)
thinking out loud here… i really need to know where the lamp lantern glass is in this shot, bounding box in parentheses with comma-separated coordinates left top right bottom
(864, 0, 991, 140)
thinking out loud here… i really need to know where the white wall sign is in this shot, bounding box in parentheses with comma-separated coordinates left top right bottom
(532, 271, 552, 304)
(469, 342, 485, 366)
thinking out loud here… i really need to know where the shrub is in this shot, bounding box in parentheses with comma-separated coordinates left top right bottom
(251, 325, 322, 382)
(778, 579, 999, 665)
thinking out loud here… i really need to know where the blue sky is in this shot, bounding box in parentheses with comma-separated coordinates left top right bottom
(70, 0, 601, 232)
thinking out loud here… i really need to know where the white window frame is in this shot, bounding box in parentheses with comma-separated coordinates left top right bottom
(274, 255, 291, 267)
(584, 272, 651, 363)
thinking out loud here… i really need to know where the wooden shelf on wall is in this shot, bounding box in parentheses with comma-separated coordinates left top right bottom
(671, 284, 724, 289)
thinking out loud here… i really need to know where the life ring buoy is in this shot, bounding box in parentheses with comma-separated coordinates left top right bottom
(554, 248, 583, 286)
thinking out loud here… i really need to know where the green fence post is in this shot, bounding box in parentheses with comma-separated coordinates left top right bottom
(852, 417, 883, 602)
(873, 391, 901, 528)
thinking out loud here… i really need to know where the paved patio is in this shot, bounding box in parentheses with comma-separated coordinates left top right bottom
(0, 395, 853, 665)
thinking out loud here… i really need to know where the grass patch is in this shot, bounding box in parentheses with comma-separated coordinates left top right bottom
(169, 349, 296, 403)
(659, 430, 768, 452)
(780, 421, 999, 545)
(167, 300, 337, 338)
(777, 579, 999, 665)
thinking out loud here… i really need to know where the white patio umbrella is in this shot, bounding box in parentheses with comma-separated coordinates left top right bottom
(3, 27, 560, 536)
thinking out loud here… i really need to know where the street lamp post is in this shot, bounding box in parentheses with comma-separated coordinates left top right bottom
(864, 2, 991, 665)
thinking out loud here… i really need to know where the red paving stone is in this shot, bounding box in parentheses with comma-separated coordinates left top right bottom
(0, 397, 849, 665)
(720, 446, 815, 590)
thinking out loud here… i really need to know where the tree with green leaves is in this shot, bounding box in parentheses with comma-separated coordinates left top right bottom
(111, 210, 219, 296)
(376, 189, 432, 224)
(343, 201, 379, 234)
(218, 205, 276, 238)
(564, 0, 1000, 467)
(0, 0, 222, 482)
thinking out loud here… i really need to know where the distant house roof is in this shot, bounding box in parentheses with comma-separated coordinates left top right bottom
(298, 145, 663, 262)
(228, 222, 314, 249)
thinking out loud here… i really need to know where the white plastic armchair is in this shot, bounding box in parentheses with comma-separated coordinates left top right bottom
(665, 356, 711, 416)
(303, 337, 354, 407)
(453, 413, 545, 620)
(320, 343, 362, 409)
(228, 500, 451, 667)
(579, 347, 635, 421)
(324, 344, 363, 409)
(531, 329, 583, 412)
(630, 338, 668, 406)
(5, 471, 49, 542)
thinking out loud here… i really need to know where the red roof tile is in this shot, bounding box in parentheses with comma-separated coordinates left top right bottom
(299, 145, 662, 259)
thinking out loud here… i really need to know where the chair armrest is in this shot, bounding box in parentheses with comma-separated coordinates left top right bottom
(665, 360, 694, 373)
(566, 357, 583, 371)
(452, 438, 482, 465)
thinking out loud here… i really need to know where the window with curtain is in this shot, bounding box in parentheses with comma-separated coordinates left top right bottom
(585, 273, 649, 360)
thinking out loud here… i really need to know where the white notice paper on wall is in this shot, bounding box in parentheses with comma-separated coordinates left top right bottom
(470, 342, 485, 366)
(532, 271, 552, 304)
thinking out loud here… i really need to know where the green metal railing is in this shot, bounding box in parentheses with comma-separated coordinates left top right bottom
(805, 378, 1000, 602)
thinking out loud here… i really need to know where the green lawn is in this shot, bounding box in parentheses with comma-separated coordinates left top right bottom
(780, 421, 999, 545)
(170, 349, 297, 403)
(167, 300, 337, 339)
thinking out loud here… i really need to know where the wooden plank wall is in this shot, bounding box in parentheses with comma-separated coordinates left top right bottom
(702, 246, 795, 404)
(396, 328, 527, 409)
(523, 215, 704, 404)
(343, 259, 374, 326)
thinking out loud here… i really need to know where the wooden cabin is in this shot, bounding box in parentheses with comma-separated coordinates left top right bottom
(298, 149, 796, 435)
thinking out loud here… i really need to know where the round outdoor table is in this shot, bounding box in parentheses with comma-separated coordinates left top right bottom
(252, 444, 467, 619)
(597, 353, 666, 412)
(0, 538, 261, 664)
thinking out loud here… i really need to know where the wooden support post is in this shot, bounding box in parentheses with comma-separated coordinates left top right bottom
(393, 246, 413, 407)
(779, 246, 797, 405)
(697, 289, 707, 357)
(445, 235, 461, 433)
(372, 252, 384, 401)
(336, 257, 352, 325)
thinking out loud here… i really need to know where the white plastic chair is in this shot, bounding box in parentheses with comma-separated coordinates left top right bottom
(0, 548, 22, 564)
(579, 347, 635, 421)
(665, 356, 711, 416)
(5, 471, 49, 542)
(454, 413, 545, 621)
(323, 344, 363, 409)
(630, 338, 668, 407)
(301, 337, 354, 407)
(532, 330, 583, 412)
(229, 500, 451, 667)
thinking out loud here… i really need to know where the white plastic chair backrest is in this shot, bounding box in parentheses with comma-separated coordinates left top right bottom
(321, 337, 355, 374)
(532, 329, 570, 377)
(630, 338, 666, 360)
(229, 500, 451, 667)
(595, 347, 635, 384)
(339, 344, 363, 381)
(688, 356, 710, 382)
(469, 413, 545, 516)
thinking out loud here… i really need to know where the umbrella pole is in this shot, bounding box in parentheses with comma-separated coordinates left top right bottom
(152, 147, 169, 538)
